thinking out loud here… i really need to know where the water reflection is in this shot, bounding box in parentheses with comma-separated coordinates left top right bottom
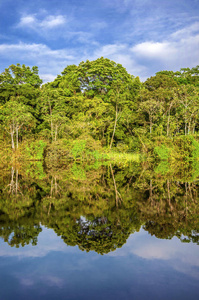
(0, 162, 199, 253)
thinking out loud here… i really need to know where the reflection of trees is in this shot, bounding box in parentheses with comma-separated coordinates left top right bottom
(0, 168, 42, 247)
(39, 164, 141, 254)
(42, 208, 141, 254)
(110, 164, 122, 207)
(0, 220, 42, 248)
(6, 167, 20, 195)
(135, 175, 199, 244)
(1, 163, 199, 251)
(0, 168, 41, 220)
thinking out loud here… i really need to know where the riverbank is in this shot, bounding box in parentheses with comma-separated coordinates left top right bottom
(1, 135, 199, 173)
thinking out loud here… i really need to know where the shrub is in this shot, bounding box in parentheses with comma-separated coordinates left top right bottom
(25, 140, 47, 160)
(154, 145, 170, 160)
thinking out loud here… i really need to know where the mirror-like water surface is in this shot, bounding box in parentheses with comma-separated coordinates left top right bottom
(0, 162, 199, 299)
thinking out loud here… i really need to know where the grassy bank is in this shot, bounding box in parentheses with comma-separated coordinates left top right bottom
(2, 134, 199, 169)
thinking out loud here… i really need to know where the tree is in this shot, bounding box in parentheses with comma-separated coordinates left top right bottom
(0, 64, 42, 148)
(0, 98, 35, 149)
(50, 58, 140, 147)
(157, 66, 199, 87)
(39, 85, 69, 142)
(0, 64, 42, 105)
(175, 85, 199, 135)
(55, 64, 81, 95)
(139, 88, 163, 134)
(77, 58, 139, 147)
(108, 77, 134, 148)
(140, 74, 179, 136)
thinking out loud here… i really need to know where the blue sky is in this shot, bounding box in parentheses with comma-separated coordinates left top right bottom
(0, 0, 199, 82)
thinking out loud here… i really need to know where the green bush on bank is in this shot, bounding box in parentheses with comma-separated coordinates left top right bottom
(153, 135, 199, 162)
(152, 135, 199, 179)
(44, 134, 140, 165)
(25, 140, 47, 160)
(45, 134, 106, 163)
(154, 145, 170, 160)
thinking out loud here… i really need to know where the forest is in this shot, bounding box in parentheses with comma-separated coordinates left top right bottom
(0, 57, 199, 163)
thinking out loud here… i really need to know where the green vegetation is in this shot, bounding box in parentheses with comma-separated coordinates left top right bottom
(0, 60, 199, 163)
(1, 60, 199, 254)
(1, 162, 199, 252)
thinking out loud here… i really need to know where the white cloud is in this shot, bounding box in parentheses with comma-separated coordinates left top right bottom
(92, 43, 148, 79)
(0, 42, 77, 82)
(69, 31, 94, 44)
(89, 20, 199, 80)
(1, 20, 199, 83)
(130, 21, 199, 73)
(17, 14, 67, 31)
(171, 21, 199, 39)
(0, 42, 74, 61)
(19, 15, 35, 26)
(102, 0, 147, 13)
(90, 21, 107, 30)
(40, 15, 66, 28)
(131, 41, 177, 60)
(16, 13, 96, 45)
(94, 44, 127, 57)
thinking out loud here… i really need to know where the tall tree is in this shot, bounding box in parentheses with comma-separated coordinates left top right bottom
(39, 85, 70, 142)
(77, 57, 139, 147)
(0, 64, 42, 105)
(0, 99, 35, 149)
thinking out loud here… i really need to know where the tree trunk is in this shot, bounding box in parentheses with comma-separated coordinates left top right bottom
(48, 98, 54, 142)
(110, 164, 122, 207)
(16, 169, 18, 195)
(188, 121, 191, 135)
(51, 121, 54, 142)
(50, 178, 54, 197)
(149, 180, 153, 205)
(167, 180, 173, 211)
(167, 110, 170, 136)
(193, 123, 195, 134)
(55, 125, 58, 142)
(110, 103, 118, 149)
(10, 125, 15, 150)
(185, 107, 187, 135)
(16, 126, 19, 149)
(52, 176, 58, 195)
(10, 167, 15, 194)
(149, 117, 152, 134)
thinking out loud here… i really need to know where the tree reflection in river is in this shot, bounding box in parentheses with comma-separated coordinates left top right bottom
(0, 161, 199, 252)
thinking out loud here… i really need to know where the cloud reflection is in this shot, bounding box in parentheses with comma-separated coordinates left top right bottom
(108, 228, 199, 279)
(0, 227, 77, 258)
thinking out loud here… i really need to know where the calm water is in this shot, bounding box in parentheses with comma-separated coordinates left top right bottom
(0, 162, 199, 300)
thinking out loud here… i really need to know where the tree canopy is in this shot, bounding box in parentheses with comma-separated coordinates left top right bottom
(0, 59, 199, 153)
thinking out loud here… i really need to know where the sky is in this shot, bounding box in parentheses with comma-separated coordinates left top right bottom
(0, 0, 199, 82)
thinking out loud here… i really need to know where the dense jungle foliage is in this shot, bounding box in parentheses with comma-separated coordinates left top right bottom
(0, 58, 199, 163)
